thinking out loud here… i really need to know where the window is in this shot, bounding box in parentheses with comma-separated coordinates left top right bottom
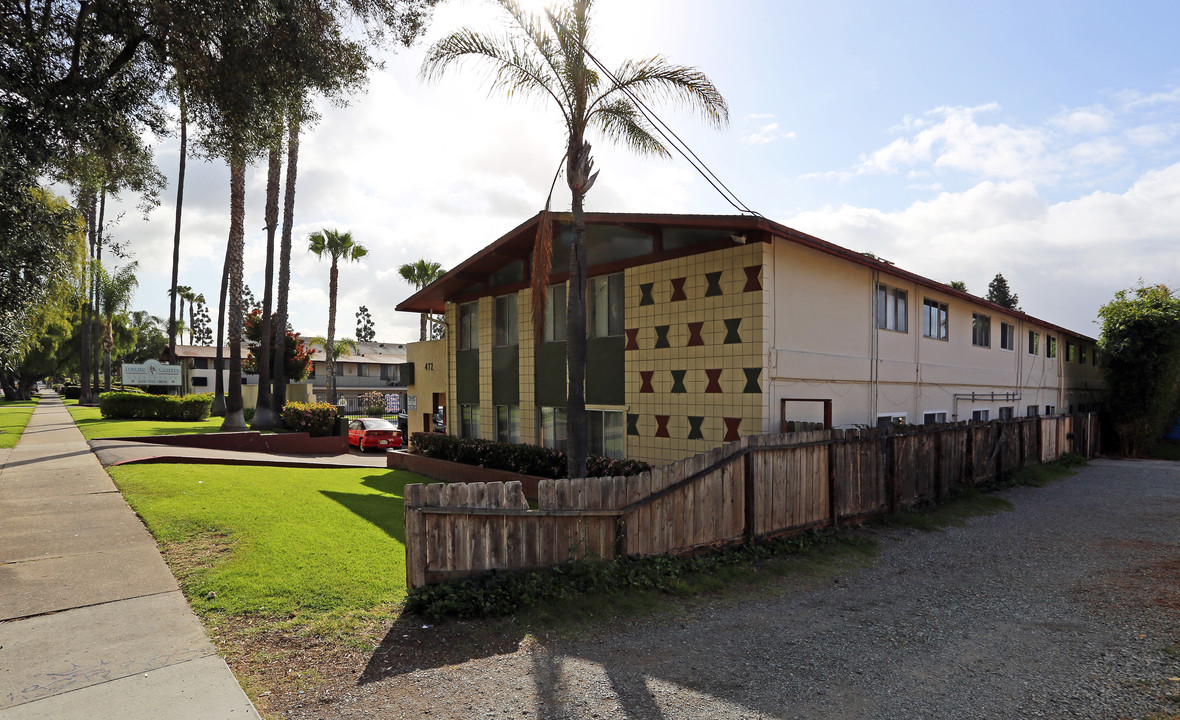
(1047, 336, 1057, 358)
(1044, 405, 1056, 416)
(587, 409, 625, 459)
(1079, 345, 1087, 364)
(193, 358, 209, 370)
(588, 273, 625, 338)
(998, 406, 1014, 420)
(1092, 348, 1099, 367)
(539, 406, 567, 452)
(192, 376, 208, 387)
(458, 302, 478, 350)
(972, 409, 990, 422)
(1065, 341, 1074, 362)
(923, 411, 947, 425)
(971, 313, 991, 348)
(1026, 405, 1039, 417)
(357, 364, 372, 377)
(1028, 330, 1040, 355)
(876, 284, 908, 332)
(544, 284, 566, 342)
(923, 299, 948, 340)
(876, 413, 907, 429)
(460, 404, 480, 438)
(1000, 322, 1015, 351)
(495, 405, 519, 443)
(495, 294, 518, 347)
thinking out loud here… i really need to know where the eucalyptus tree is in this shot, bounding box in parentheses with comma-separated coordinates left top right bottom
(422, 0, 728, 477)
(397, 259, 446, 341)
(308, 229, 368, 405)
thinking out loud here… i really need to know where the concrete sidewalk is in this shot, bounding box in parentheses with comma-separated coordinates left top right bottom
(89, 438, 388, 470)
(0, 393, 259, 719)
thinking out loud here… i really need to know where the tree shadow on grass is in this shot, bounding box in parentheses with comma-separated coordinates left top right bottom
(319, 472, 412, 543)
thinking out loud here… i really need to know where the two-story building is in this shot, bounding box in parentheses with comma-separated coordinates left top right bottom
(396, 212, 1102, 467)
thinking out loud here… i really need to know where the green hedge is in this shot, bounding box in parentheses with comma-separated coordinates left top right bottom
(281, 402, 338, 437)
(409, 432, 650, 479)
(97, 392, 213, 421)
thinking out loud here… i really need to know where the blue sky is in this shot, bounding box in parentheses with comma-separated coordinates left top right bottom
(109, 0, 1180, 342)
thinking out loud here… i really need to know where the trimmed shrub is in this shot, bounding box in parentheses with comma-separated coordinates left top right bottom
(408, 432, 650, 479)
(97, 392, 213, 421)
(358, 390, 387, 416)
(63, 385, 81, 400)
(281, 402, 338, 437)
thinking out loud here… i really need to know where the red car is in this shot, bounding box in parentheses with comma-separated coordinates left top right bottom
(347, 418, 403, 452)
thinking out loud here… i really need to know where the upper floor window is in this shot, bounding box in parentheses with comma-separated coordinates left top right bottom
(494, 294, 518, 347)
(1028, 330, 1039, 355)
(1079, 344, 1087, 364)
(544, 283, 567, 342)
(972, 313, 991, 348)
(458, 302, 478, 350)
(923, 299, 948, 340)
(1000, 322, 1015, 351)
(876, 284, 908, 332)
(1065, 341, 1074, 362)
(1047, 336, 1057, 359)
(589, 273, 625, 338)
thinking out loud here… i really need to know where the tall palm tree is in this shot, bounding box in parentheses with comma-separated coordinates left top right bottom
(308, 229, 367, 405)
(398, 259, 446, 341)
(97, 262, 138, 391)
(422, 0, 728, 477)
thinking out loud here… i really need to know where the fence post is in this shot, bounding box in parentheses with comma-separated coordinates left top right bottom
(828, 430, 839, 528)
(743, 438, 756, 542)
(883, 428, 896, 514)
(404, 483, 426, 589)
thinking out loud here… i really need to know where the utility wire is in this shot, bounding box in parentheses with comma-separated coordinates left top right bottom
(549, 12, 762, 218)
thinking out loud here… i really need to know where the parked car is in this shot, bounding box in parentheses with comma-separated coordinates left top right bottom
(433, 410, 447, 433)
(347, 417, 403, 452)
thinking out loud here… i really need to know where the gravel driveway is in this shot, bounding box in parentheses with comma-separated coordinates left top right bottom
(279, 458, 1179, 720)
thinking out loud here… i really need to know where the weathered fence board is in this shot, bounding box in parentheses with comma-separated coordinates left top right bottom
(405, 413, 1100, 588)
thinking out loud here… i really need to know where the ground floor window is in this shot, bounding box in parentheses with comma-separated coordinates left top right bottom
(972, 409, 990, 422)
(923, 411, 947, 425)
(496, 405, 520, 444)
(540, 406, 567, 452)
(998, 406, 1014, 420)
(587, 409, 625, 459)
(876, 413, 907, 429)
(1045, 405, 1056, 416)
(1026, 405, 1040, 417)
(460, 404, 480, 438)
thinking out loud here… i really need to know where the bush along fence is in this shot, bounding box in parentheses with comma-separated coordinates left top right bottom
(404, 413, 1099, 589)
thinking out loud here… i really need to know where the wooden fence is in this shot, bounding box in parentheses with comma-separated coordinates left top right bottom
(404, 413, 1100, 588)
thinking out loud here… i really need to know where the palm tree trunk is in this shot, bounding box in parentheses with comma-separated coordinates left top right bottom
(565, 135, 589, 479)
(420, 312, 427, 342)
(272, 105, 301, 416)
(327, 259, 338, 405)
(103, 322, 113, 391)
(222, 151, 247, 430)
(251, 138, 281, 430)
(79, 194, 95, 405)
(168, 83, 187, 369)
(213, 229, 231, 416)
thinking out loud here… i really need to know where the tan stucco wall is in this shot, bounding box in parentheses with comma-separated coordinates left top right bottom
(406, 339, 448, 435)
(766, 240, 1102, 426)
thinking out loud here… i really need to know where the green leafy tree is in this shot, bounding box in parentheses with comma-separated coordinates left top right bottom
(985, 273, 1020, 310)
(356, 305, 376, 342)
(422, 0, 729, 477)
(1097, 282, 1180, 456)
(308, 229, 367, 405)
(948, 280, 968, 292)
(243, 311, 312, 381)
(121, 311, 168, 365)
(397, 260, 445, 341)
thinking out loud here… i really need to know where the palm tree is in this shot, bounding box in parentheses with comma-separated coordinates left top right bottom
(422, 0, 728, 477)
(397, 259, 446, 341)
(308, 229, 367, 405)
(307, 335, 358, 404)
(97, 262, 138, 391)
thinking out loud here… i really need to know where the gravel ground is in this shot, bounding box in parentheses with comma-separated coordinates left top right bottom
(274, 458, 1180, 720)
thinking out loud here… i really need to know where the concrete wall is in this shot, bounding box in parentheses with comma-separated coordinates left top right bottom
(406, 339, 449, 435)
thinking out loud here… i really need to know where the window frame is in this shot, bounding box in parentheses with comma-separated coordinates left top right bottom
(1000, 322, 1015, 351)
(588, 273, 625, 339)
(1028, 330, 1040, 356)
(922, 298, 949, 341)
(1079, 344, 1087, 364)
(971, 409, 990, 422)
(998, 406, 1014, 420)
(458, 301, 479, 351)
(1026, 405, 1040, 418)
(586, 408, 625, 459)
(971, 313, 991, 348)
(544, 283, 567, 343)
(876, 284, 909, 333)
(460, 403, 480, 438)
(495, 404, 520, 443)
(923, 411, 948, 425)
(1047, 336, 1057, 359)
(494, 293, 518, 347)
(539, 405, 567, 452)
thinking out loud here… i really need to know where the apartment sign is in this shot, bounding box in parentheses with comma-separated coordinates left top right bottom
(122, 359, 182, 386)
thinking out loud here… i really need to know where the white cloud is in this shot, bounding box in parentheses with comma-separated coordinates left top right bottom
(1049, 107, 1114, 134)
(740, 121, 795, 144)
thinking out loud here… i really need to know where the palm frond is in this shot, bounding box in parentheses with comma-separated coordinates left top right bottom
(592, 57, 729, 129)
(421, 28, 571, 124)
(590, 99, 668, 157)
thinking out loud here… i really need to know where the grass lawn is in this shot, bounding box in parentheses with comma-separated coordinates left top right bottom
(1147, 442, 1180, 461)
(68, 403, 225, 440)
(0, 399, 38, 449)
(108, 464, 414, 639)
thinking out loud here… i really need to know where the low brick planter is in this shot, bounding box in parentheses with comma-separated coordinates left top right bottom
(386, 450, 544, 501)
(113, 431, 347, 455)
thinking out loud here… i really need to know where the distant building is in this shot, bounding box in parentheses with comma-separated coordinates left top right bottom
(401, 211, 1103, 466)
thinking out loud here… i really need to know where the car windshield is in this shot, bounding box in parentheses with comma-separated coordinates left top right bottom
(362, 419, 396, 430)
